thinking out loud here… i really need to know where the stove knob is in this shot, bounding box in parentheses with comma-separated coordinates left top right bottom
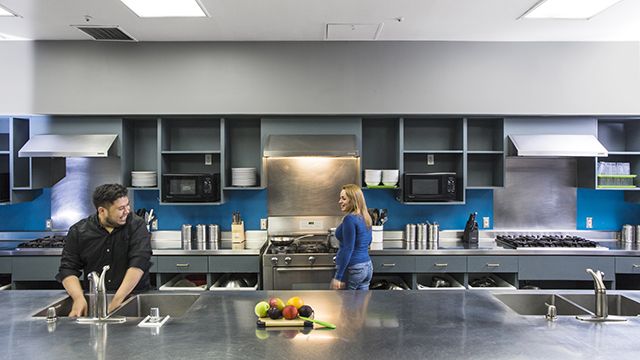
(270, 257, 278, 265)
(284, 256, 292, 265)
(308, 256, 316, 264)
(332, 256, 336, 264)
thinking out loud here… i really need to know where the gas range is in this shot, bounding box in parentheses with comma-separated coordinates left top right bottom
(496, 234, 599, 249)
(266, 240, 337, 267)
(17, 235, 67, 248)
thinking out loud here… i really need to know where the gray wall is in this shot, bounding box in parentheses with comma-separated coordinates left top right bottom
(1, 41, 639, 115)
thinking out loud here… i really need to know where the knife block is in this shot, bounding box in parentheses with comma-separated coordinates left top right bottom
(231, 222, 245, 243)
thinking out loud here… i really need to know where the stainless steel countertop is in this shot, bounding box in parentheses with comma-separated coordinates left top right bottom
(2, 289, 640, 360)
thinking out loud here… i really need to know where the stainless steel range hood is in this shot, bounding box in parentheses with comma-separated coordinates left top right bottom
(263, 135, 359, 157)
(509, 134, 608, 157)
(19, 134, 118, 157)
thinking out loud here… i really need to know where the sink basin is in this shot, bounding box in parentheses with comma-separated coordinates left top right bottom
(33, 294, 115, 317)
(493, 294, 590, 316)
(110, 293, 200, 318)
(561, 294, 640, 317)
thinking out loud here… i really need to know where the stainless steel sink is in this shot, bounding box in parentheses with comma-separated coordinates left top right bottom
(109, 293, 200, 318)
(33, 294, 115, 317)
(561, 294, 640, 317)
(493, 293, 590, 316)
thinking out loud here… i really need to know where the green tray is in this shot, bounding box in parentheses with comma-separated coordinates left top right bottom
(364, 185, 398, 189)
(597, 185, 638, 189)
(597, 174, 637, 178)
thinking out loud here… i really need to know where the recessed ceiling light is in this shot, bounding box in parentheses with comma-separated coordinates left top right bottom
(521, 0, 624, 20)
(120, 0, 208, 18)
(0, 4, 18, 17)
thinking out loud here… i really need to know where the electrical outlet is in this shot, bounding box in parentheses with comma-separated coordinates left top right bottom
(586, 217, 593, 229)
(45, 219, 52, 231)
(260, 218, 268, 230)
(427, 154, 435, 166)
(482, 217, 490, 229)
(204, 154, 212, 165)
(151, 219, 159, 231)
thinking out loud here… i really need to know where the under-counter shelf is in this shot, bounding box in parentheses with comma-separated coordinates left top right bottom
(467, 274, 516, 290)
(416, 273, 464, 290)
(209, 274, 258, 291)
(159, 274, 208, 291)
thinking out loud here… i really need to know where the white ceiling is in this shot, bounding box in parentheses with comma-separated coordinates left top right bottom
(1, 0, 640, 41)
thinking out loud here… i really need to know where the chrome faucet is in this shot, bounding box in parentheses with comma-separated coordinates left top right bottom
(87, 265, 110, 320)
(576, 268, 626, 322)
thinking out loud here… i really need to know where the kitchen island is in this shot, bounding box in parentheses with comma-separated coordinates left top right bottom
(1, 289, 639, 360)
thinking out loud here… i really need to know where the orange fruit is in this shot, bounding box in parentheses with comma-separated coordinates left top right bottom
(286, 296, 304, 309)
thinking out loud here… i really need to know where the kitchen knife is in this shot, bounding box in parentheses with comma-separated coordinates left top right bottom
(298, 316, 336, 329)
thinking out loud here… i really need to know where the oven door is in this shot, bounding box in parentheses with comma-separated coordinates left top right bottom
(272, 266, 335, 290)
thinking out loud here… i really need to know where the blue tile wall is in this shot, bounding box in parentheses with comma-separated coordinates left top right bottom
(0, 187, 638, 231)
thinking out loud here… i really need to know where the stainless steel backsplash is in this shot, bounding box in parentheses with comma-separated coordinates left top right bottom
(51, 158, 121, 231)
(266, 157, 359, 216)
(494, 157, 577, 230)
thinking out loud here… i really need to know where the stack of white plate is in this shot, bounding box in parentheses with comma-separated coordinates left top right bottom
(364, 169, 382, 187)
(131, 171, 157, 187)
(231, 168, 257, 187)
(382, 169, 399, 186)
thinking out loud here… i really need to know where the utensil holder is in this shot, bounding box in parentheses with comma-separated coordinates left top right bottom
(231, 222, 245, 243)
(372, 225, 384, 243)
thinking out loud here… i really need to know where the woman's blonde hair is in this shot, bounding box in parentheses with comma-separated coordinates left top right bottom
(341, 184, 372, 228)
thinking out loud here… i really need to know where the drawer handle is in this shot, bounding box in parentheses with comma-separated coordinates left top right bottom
(434, 263, 448, 267)
(382, 263, 396, 267)
(176, 263, 190, 268)
(633, 264, 640, 268)
(486, 263, 501, 267)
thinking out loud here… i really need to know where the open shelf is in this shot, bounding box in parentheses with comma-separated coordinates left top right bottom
(224, 118, 261, 188)
(403, 118, 463, 152)
(161, 118, 221, 152)
(598, 119, 640, 152)
(467, 153, 504, 188)
(467, 118, 504, 152)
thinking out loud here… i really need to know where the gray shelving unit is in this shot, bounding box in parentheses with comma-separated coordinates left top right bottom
(223, 118, 264, 190)
(122, 118, 160, 189)
(0, 118, 8, 203)
(361, 118, 400, 189)
(466, 118, 504, 188)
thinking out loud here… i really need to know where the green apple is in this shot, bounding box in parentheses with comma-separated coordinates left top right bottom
(254, 301, 270, 318)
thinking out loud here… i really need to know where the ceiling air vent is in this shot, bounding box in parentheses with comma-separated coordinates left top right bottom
(73, 25, 136, 41)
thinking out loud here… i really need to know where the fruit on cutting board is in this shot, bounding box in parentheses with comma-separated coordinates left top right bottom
(286, 296, 304, 309)
(298, 305, 314, 318)
(267, 306, 282, 320)
(254, 301, 270, 318)
(282, 305, 299, 320)
(268, 297, 285, 310)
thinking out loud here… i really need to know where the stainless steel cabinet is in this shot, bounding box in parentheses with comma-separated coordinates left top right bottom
(467, 256, 517, 273)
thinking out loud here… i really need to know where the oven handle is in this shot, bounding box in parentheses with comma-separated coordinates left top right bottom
(275, 267, 336, 272)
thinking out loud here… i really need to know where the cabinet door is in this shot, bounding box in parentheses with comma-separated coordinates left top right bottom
(208, 256, 259, 273)
(0, 256, 12, 273)
(156, 256, 208, 273)
(467, 256, 517, 273)
(371, 256, 415, 273)
(12, 256, 61, 281)
(148, 256, 158, 273)
(415, 256, 466, 273)
(615, 257, 640, 274)
(519, 256, 614, 280)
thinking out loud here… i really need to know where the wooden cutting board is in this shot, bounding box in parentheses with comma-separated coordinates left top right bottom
(256, 317, 313, 328)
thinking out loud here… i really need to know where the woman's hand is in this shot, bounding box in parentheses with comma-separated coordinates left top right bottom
(330, 279, 345, 290)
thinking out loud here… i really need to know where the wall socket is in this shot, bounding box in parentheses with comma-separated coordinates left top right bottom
(204, 154, 212, 165)
(260, 218, 268, 230)
(586, 217, 593, 229)
(482, 217, 490, 229)
(151, 219, 159, 231)
(45, 219, 52, 231)
(427, 154, 435, 166)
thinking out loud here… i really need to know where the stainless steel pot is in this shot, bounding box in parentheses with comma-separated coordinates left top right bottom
(327, 228, 340, 249)
(270, 234, 314, 246)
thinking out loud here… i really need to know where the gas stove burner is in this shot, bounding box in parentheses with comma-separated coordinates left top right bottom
(496, 234, 598, 249)
(268, 241, 336, 254)
(17, 235, 67, 249)
(297, 243, 330, 253)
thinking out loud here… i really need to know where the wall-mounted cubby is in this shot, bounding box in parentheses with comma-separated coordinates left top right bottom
(223, 118, 263, 190)
(361, 118, 400, 189)
(122, 118, 159, 189)
(467, 118, 504, 188)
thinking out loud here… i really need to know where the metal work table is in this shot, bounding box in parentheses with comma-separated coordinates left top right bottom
(1, 289, 640, 360)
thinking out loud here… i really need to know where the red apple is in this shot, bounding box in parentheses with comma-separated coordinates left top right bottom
(268, 297, 285, 310)
(282, 305, 298, 320)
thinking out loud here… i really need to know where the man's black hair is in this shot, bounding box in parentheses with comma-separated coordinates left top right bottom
(92, 184, 128, 210)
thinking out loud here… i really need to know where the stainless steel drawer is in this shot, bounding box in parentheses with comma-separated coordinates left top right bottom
(209, 256, 259, 273)
(371, 256, 415, 273)
(156, 256, 208, 273)
(416, 256, 466, 273)
(615, 257, 640, 274)
(467, 256, 518, 273)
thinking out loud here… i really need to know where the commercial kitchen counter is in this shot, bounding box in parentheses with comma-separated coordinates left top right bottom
(2, 289, 640, 360)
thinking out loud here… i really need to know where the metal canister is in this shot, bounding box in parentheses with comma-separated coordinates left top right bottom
(428, 222, 440, 249)
(635, 225, 640, 245)
(405, 224, 416, 250)
(181, 224, 192, 250)
(195, 224, 206, 250)
(208, 224, 220, 250)
(621, 224, 634, 243)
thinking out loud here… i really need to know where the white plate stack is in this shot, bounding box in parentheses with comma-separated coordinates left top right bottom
(364, 169, 382, 187)
(231, 168, 257, 187)
(382, 170, 399, 186)
(131, 171, 157, 187)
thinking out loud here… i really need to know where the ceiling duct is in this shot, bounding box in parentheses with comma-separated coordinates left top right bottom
(73, 25, 136, 41)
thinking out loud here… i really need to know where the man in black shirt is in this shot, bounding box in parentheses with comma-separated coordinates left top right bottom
(56, 183, 152, 317)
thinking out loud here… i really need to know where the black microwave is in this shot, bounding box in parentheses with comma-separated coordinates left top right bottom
(162, 173, 219, 203)
(403, 173, 457, 202)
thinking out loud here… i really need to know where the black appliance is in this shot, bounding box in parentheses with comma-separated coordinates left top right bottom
(162, 173, 219, 203)
(403, 172, 457, 202)
(17, 235, 67, 248)
(0, 173, 9, 202)
(496, 235, 598, 249)
(463, 212, 479, 244)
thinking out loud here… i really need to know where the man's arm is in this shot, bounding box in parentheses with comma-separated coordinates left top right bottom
(62, 275, 87, 317)
(108, 267, 144, 313)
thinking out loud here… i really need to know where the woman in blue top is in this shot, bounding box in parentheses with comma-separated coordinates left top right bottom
(330, 184, 373, 290)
